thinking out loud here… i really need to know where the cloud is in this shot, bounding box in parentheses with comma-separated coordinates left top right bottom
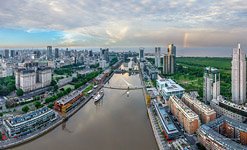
(0, 0, 246, 47)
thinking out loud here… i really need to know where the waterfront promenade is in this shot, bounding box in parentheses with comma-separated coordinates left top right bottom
(139, 62, 170, 150)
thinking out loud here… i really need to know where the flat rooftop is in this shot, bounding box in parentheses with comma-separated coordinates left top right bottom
(157, 78, 184, 93)
(170, 96, 199, 120)
(200, 116, 247, 150)
(56, 89, 83, 105)
(6, 107, 53, 126)
(207, 116, 247, 132)
(182, 93, 216, 115)
(153, 100, 179, 134)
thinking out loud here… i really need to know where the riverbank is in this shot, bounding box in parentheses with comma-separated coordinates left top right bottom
(139, 62, 167, 150)
(0, 70, 114, 150)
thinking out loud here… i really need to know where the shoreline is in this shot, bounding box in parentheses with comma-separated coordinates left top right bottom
(138, 62, 166, 150)
(0, 71, 114, 150)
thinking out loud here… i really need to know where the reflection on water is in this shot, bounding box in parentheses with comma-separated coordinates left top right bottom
(13, 73, 158, 150)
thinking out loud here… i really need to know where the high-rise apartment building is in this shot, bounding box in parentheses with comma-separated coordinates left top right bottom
(47, 46, 53, 60)
(163, 44, 176, 74)
(139, 48, 144, 61)
(100, 48, 109, 62)
(10, 50, 15, 58)
(4, 49, 9, 58)
(55, 48, 59, 59)
(232, 43, 246, 104)
(155, 47, 161, 67)
(203, 67, 220, 104)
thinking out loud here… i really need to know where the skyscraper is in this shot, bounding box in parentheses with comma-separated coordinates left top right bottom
(163, 44, 176, 74)
(232, 43, 246, 104)
(55, 48, 59, 58)
(47, 46, 52, 60)
(155, 47, 161, 67)
(10, 50, 15, 58)
(4, 49, 9, 58)
(100, 48, 109, 62)
(139, 48, 144, 61)
(203, 67, 220, 104)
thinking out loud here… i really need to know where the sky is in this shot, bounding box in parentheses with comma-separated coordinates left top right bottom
(0, 0, 247, 49)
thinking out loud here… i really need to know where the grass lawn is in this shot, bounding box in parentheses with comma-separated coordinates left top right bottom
(60, 84, 75, 90)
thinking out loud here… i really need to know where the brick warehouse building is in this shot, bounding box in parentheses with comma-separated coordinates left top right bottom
(197, 116, 247, 149)
(169, 95, 200, 134)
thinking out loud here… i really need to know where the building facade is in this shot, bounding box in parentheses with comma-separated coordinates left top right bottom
(210, 97, 247, 122)
(3, 107, 57, 137)
(47, 46, 53, 60)
(232, 43, 246, 104)
(156, 78, 184, 100)
(163, 44, 176, 74)
(139, 48, 144, 61)
(4, 49, 9, 58)
(169, 95, 200, 134)
(155, 47, 161, 67)
(197, 116, 247, 150)
(152, 100, 180, 140)
(54, 89, 84, 113)
(181, 93, 216, 124)
(55, 48, 59, 58)
(15, 67, 52, 92)
(203, 67, 220, 104)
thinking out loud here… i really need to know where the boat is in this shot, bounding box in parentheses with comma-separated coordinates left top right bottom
(94, 90, 104, 102)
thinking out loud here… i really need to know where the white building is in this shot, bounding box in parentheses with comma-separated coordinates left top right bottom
(155, 47, 161, 67)
(99, 60, 108, 69)
(15, 67, 52, 92)
(3, 107, 57, 137)
(203, 67, 220, 104)
(232, 43, 246, 104)
(156, 78, 184, 100)
(210, 96, 247, 123)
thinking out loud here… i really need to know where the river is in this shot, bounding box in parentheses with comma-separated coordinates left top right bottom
(12, 73, 158, 150)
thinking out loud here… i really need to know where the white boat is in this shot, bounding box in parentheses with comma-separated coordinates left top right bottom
(94, 90, 104, 102)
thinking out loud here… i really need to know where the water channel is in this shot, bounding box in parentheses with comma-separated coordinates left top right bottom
(13, 72, 158, 150)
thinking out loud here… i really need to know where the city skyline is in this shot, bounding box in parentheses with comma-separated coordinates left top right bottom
(0, 0, 246, 48)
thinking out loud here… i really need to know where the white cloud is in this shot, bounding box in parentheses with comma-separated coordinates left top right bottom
(0, 0, 247, 47)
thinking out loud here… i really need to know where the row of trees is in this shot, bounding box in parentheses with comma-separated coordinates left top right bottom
(44, 87, 72, 104)
(73, 71, 102, 89)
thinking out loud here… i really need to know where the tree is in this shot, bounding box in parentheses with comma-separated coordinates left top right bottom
(48, 103, 54, 109)
(16, 88, 24, 96)
(53, 84, 58, 92)
(66, 87, 72, 94)
(34, 101, 42, 109)
(22, 106, 30, 113)
(50, 79, 57, 86)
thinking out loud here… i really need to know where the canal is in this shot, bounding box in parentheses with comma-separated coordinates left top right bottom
(12, 73, 158, 150)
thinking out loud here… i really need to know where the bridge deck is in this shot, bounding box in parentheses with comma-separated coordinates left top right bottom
(103, 86, 143, 90)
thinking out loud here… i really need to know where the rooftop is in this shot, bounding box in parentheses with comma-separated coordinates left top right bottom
(7, 107, 52, 126)
(207, 116, 247, 132)
(211, 97, 247, 117)
(182, 93, 216, 115)
(157, 78, 184, 93)
(56, 89, 83, 105)
(205, 67, 219, 73)
(153, 100, 179, 134)
(200, 116, 247, 150)
(170, 95, 199, 120)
